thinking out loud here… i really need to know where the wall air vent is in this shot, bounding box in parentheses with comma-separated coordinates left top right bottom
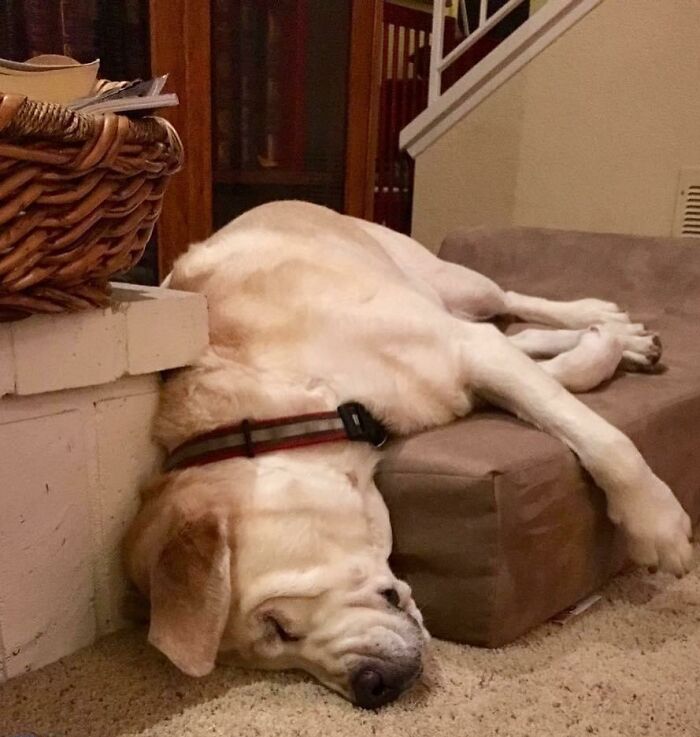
(673, 168, 700, 238)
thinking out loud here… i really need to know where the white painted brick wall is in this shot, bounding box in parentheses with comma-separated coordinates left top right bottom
(11, 308, 127, 395)
(121, 284, 210, 375)
(0, 326, 15, 396)
(0, 283, 208, 398)
(92, 389, 163, 634)
(0, 410, 95, 680)
(0, 285, 208, 682)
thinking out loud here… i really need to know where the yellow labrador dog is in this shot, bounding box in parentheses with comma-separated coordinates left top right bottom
(124, 201, 693, 708)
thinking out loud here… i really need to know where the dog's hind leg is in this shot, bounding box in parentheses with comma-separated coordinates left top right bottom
(503, 291, 633, 329)
(350, 218, 520, 320)
(352, 219, 639, 327)
(350, 218, 663, 367)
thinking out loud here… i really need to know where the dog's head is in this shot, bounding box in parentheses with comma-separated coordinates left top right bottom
(124, 454, 427, 708)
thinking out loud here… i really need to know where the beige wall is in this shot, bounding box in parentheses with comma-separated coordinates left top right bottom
(413, 73, 526, 250)
(412, 0, 700, 251)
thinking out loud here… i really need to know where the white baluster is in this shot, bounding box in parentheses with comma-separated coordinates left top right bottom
(479, 0, 488, 26)
(429, 0, 447, 104)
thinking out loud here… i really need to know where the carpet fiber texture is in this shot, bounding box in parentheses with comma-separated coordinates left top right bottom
(1, 552, 699, 737)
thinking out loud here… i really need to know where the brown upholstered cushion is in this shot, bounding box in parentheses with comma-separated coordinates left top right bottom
(376, 228, 700, 647)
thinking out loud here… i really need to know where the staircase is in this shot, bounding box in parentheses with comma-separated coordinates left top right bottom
(399, 0, 602, 157)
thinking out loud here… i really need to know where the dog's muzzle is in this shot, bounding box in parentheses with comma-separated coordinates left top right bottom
(350, 656, 422, 709)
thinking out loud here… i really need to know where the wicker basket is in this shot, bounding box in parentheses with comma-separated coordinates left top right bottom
(0, 93, 183, 319)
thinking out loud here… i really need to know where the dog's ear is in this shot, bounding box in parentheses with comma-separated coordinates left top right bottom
(148, 510, 231, 677)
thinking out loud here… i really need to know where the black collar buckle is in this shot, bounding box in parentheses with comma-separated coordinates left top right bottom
(337, 402, 388, 448)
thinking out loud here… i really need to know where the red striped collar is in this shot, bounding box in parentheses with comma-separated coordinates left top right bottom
(164, 403, 388, 472)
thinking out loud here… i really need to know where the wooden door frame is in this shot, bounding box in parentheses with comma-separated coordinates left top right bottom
(344, 0, 383, 220)
(149, 0, 213, 278)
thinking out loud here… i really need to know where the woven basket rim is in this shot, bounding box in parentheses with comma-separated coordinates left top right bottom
(0, 92, 183, 319)
(0, 93, 177, 146)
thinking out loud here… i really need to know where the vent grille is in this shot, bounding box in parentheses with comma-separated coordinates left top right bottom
(673, 169, 700, 238)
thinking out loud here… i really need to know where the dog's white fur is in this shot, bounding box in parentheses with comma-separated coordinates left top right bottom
(125, 201, 693, 704)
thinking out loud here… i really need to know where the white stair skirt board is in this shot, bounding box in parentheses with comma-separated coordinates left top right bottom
(400, 0, 603, 158)
(0, 285, 208, 682)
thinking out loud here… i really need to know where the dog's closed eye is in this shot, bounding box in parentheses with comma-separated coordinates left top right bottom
(266, 615, 302, 642)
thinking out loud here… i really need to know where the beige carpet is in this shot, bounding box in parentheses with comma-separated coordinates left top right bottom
(2, 552, 699, 737)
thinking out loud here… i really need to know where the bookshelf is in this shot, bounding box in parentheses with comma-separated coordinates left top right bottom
(210, 0, 380, 232)
(214, 169, 339, 187)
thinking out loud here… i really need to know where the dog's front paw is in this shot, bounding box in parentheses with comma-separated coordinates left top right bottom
(610, 481, 694, 577)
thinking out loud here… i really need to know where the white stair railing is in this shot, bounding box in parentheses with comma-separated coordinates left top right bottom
(429, 0, 530, 104)
(401, 0, 602, 157)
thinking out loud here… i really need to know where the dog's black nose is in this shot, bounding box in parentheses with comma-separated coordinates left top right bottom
(351, 661, 420, 709)
(352, 667, 395, 709)
(380, 587, 401, 607)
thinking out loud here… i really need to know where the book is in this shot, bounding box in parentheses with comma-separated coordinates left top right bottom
(238, 0, 260, 169)
(21, 0, 61, 58)
(0, 0, 28, 62)
(212, 0, 237, 168)
(0, 54, 96, 72)
(279, 0, 307, 170)
(0, 57, 177, 115)
(231, 0, 308, 172)
(69, 76, 178, 115)
(60, 0, 98, 63)
(0, 55, 99, 104)
(95, 0, 149, 83)
(258, 2, 283, 169)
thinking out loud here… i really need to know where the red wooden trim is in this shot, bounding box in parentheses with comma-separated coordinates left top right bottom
(388, 11, 401, 229)
(344, 0, 383, 219)
(383, 2, 433, 31)
(150, 0, 213, 277)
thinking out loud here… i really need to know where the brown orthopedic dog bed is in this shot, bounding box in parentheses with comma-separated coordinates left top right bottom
(376, 227, 700, 647)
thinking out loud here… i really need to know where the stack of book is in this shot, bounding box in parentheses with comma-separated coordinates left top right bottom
(0, 55, 99, 105)
(213, 0, 307, 173)
(0, 55, 178, 114)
